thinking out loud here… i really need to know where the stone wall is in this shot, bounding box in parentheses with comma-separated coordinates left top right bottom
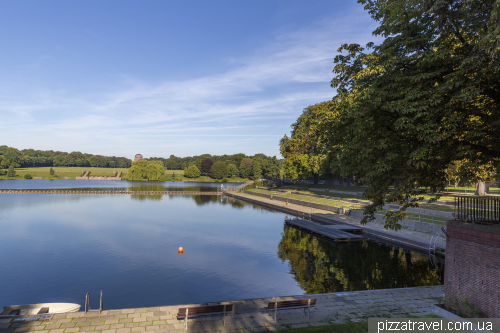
(444, 220, 500, 317)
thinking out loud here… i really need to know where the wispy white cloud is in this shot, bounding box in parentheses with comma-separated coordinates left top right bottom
(0, 8, 379, 157)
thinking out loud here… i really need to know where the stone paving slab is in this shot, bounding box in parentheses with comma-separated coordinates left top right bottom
(0, 286, 443, 333)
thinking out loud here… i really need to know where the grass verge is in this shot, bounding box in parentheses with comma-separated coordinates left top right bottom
(273, 315, 442, 333)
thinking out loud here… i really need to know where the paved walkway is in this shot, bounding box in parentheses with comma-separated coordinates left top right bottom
(0, 286, 443, 333)
(231, 193, 446, 250)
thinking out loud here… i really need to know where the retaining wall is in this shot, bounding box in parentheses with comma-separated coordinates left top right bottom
(444, 221, 500, 318)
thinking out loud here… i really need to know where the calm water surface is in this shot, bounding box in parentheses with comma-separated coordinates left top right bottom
(0, 179, 237, 191)
(0, 181, 443, 310)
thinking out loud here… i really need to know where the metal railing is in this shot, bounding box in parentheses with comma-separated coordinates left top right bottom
(85, 291, 103, 314)
(221, 181, 254, 193)
(454, 196, 500, 224)
(377, 209, 445, 226)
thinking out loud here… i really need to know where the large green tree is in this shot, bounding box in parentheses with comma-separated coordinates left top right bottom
(316, 0, 500, 229)
(227, 164, 239, 178)
(210, 161, 228, 179)
(280, 102, 331, 184)
(127, 159, 149, 181)
(184, 165, 201, 178)
(146, 161, 166, 181)
(239, 158, 253, 178)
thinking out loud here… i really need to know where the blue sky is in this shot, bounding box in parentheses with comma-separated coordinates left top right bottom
(0, 1, 379, 159)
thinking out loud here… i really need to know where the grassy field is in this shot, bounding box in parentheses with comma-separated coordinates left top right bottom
(247, 188, 368, 209)
(2, 166, 251, 183)
(1, 167, 127, 179)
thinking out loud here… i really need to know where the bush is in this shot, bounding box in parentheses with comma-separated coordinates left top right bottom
(24, 173, 32, 179)
(210, 161, 227, 179)
(184, 165, 201, 178)
(222, 177, 228, 183)
(49, 168, 55, 176)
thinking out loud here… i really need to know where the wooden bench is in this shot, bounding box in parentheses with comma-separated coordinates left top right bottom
(265, 299, 316, 322)
(177, 304, 234, 329)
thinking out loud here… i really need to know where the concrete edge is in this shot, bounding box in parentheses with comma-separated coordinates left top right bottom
(432, 304, 461, 318)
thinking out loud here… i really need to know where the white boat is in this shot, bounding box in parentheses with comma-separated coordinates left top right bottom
(0, 303, 81, 316)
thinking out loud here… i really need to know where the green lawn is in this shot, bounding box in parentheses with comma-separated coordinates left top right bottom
(274, 321, 367, 333)
(2, 166, 250, 183)
(274, 315, 442, 333)
(247, 188, 367, 209)
(284, 183, 366, 193)
(2, 166, 128, 179)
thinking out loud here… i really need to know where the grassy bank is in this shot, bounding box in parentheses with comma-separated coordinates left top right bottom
(274, 315, 442, 333)
(1, 167, 251, 183)
(1, 166, 126, 179)
(246, 188, 368, 209)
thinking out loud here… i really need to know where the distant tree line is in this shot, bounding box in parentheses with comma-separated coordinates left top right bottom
(0, 145, 132, 169)
(148, 153, 282, 180)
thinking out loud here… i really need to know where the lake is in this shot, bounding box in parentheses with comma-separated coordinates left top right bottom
(0, 180, 443, 310)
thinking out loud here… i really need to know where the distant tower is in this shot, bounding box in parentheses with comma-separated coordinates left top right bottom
(134, 154, 143, 162)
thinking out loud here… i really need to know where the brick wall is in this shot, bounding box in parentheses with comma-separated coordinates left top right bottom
(444, 221, 500, 317)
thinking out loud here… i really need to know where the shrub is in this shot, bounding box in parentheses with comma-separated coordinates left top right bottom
(210, 161, 227, 179)
(200, 158, 213, 176)
(184, 165, 201, 178)
(49, 168, 55, 176)
(24, 173, 32, 179)
(222, 177, 228, 183)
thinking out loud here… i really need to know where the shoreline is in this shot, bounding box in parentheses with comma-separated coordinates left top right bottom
(0, 285, 443, 333)
(226, 192, 447, 255)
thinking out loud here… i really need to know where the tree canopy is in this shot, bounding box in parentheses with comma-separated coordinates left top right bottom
(127, 160, 166, 181)
(281, 0, 500, 229)
(0, 145, 131, 169)
(210, 161, 228, 179)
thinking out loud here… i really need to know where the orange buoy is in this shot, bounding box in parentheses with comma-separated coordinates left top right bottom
(161, 198, 163, 200)
(178, 247, 183, 252)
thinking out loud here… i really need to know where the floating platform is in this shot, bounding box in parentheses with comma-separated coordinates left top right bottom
(285, 219, 364, 242)
(322, 224, 362, 234)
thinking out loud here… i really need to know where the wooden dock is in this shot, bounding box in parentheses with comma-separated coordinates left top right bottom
(285, 219, 364, 242)
(0, 190, 222, 195)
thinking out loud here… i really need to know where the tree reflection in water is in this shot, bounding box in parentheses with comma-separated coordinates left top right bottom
(129, 194, 248, 209)
(277, 226, 443, 294)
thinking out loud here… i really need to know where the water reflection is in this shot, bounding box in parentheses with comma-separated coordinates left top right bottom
(0, 179, 240, 191)
(0, 192, 443, 310)
(277, 226, 443, 293)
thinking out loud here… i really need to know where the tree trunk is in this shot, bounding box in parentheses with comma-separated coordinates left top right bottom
(313, 173, 318, 185)
(475, 179, 486, 196)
